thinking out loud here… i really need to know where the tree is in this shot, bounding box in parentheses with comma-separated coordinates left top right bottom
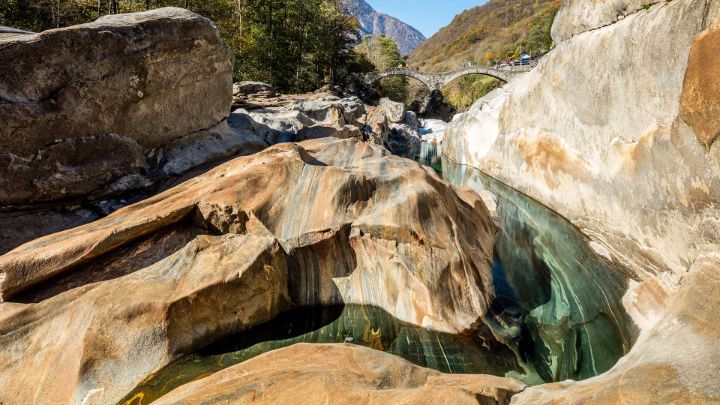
(355, 34, 406, 102)
(0, 0, 364, 93)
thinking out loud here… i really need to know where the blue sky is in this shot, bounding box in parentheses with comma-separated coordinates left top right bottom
(365, 0, 486, 38)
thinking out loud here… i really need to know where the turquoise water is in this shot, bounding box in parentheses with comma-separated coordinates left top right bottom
(442, 154, 636, 383)
(121, 143, 636, 404)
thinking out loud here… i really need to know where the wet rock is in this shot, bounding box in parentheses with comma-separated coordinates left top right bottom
(153, 344, 527, 405)
(0, 8, 233, 206)
(444, 0, 720, 402)
(512, 254, 720, 404)
(0, 138, 497, 334)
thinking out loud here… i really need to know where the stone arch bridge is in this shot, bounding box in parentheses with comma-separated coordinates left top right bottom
(364, 65, 533, 91)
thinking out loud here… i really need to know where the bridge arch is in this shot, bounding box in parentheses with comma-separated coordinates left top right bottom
(364, 65, 529, 92)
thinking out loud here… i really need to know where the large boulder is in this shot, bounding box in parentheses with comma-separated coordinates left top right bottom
(0, 232, 290, 405)
(445, 0, 719, 278)
(153, 343, 527, 405)
(444, 0, 720, 402)
(0, 138, 497, 334)
(0, 8, 234, 206)
(379, 97, 406, 123)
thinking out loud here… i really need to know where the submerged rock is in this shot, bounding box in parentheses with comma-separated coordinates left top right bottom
(0, 8, 234, 206)
(513, 254, 720, 403)
(152, 344, 527, 405)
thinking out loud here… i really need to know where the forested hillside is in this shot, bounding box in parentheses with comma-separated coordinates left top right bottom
(0, 0, 368, 93)
(407, 0, 561, 111)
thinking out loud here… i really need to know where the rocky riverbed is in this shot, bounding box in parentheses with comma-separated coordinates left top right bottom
(0, 2, 718, 405)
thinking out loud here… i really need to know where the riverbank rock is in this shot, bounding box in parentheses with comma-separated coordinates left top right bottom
(444, 0, 720, 402)
(0, 233, 290, 405)
(153, 343, 527, 405)
(0, 8, 234, 207)
(445, 0, 720, 279)
(513, 253, 720, 404)
(0, 138, 497, 334)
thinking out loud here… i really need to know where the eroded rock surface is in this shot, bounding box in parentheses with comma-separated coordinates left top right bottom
(445, 0, 720, 279)
(153, 344, 526, 405)
(444, 0, 720, 402)
(0, 8, 234, 206)
(551, 0, 658, 41)
(513, 254, 720, 404)
(0, 233, 290, 405)
(0, 138, 496, 333)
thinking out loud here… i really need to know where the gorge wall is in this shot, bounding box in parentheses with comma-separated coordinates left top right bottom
(444, 0, 720, 402)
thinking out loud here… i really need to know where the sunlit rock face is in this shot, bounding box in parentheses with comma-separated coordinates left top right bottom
(551, 0, 657, 41)
(445, 0, 720, 279)
(0, 8, 235, 206)
(152, 344, 525, 405)
(0, 233, 290, 405)
(444, 0, 720, 402)
(0, 138, 496, 334)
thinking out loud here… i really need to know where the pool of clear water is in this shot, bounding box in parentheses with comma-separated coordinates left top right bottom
(121, 143, 636, 404)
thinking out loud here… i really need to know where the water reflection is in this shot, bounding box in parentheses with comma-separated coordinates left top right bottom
(121, 305, 522, 405)
(442, 154, 637, 382)
(403, 142, 443, 176)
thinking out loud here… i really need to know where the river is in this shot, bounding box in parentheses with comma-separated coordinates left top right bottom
(121, 142, 636, 404)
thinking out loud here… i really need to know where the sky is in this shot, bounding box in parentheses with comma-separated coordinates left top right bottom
(365, 0, 486, 38)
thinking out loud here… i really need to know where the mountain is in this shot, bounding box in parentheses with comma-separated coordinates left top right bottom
(338, 0, 426, 55)
(408, 0, 562, 72)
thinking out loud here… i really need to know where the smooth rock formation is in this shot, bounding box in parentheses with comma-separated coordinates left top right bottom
(0, 233, 290, 405)
(513, 254, 720, 403)
(0, 8, 234, 206)
(232, 81, 275, 96)
(444, 0, 720, 402)
(551, 0, 657, 41)
(0, 138, 497, 334)
(420, 118, 448, 143)
(123, 304, 524, 402)
(445, 0, 720, 279)
(152, 344, 527, 405)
